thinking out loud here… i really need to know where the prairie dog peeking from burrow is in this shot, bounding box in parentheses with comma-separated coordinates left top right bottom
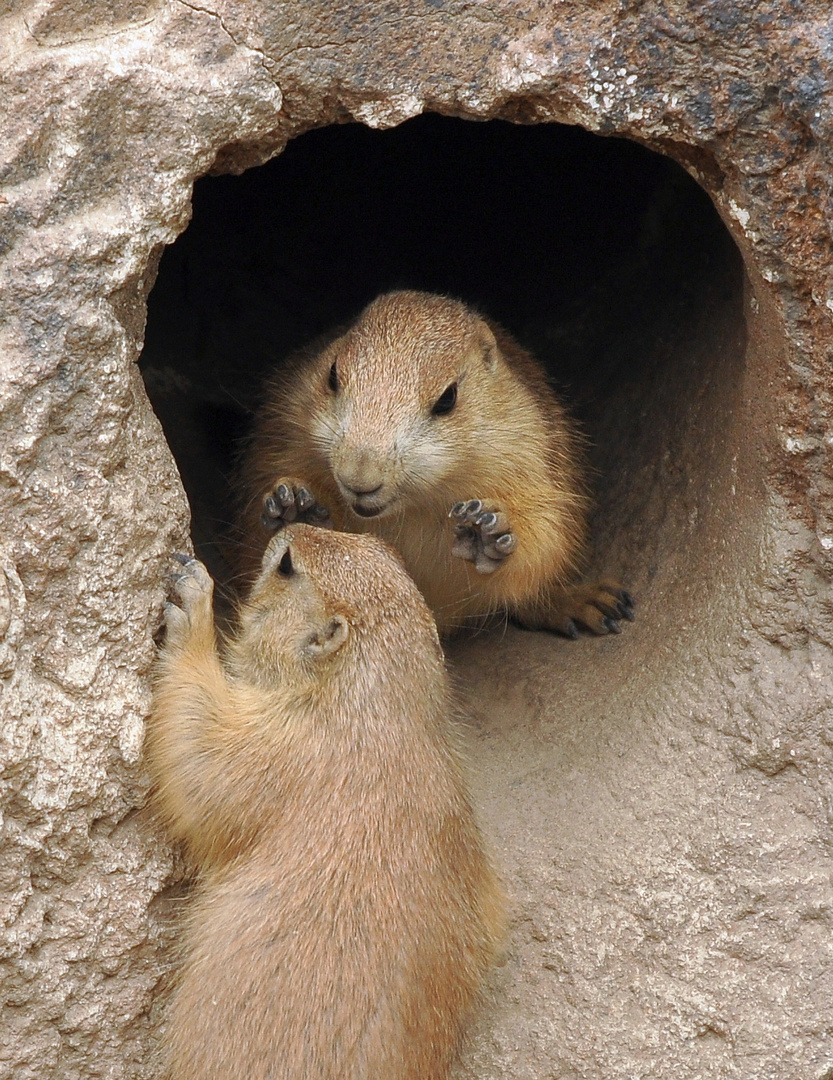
(236, 290, 633, 636)
(146, 525, 505, 1080)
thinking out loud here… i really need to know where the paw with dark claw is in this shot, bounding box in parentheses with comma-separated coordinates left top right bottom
(261, 480, 333, 533)
(164, 553, 214, 644)
(170, 552, 213, 609)
(593, 583, 635, 630)
(449, 499, 516, 575)
(519, 579, 635, 637)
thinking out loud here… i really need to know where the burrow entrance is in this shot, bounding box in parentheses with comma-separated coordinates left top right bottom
(140, 114, 746, 633)
(138, 107, 765, 1080)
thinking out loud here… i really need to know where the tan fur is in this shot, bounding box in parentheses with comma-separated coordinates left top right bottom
(236, 290, 628, 635)
(146, 526, 505, 1080)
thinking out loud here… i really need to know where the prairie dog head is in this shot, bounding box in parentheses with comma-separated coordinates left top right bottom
(308, 291, 500, 519)
(234, 524, 442, 691)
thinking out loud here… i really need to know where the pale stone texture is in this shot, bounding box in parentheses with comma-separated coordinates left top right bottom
(1, 2, 832, 1078)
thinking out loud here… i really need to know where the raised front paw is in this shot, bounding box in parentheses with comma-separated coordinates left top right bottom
(261, 479, 332, 533)
(449, 499, 517, 575)
(164, 553, 215, 645)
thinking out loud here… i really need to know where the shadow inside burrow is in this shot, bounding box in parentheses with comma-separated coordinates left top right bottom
(138, 113, 745, 628)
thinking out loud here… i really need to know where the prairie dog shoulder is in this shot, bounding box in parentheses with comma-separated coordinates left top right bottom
(147, 526, 505, 1080)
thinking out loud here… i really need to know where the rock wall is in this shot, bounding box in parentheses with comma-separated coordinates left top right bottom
(1, 3, 832, 1078)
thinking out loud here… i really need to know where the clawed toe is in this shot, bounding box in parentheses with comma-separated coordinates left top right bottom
(483, 531, 516, 559)
(596, 581, 636, 625)
(450, 500, 484, 533)
(618, 591, 636, 621)
(171, 553, 212, 588)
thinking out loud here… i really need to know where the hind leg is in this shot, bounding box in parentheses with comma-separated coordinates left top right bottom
(514, 580, 635, 638)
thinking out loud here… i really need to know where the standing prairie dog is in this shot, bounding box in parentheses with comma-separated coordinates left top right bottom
(237, 290, 633, 636)
(147, 525, 505, 1080)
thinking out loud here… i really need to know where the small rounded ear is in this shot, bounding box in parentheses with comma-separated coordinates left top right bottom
(302, 615, 349, 659)
(478, 324, 498, 370)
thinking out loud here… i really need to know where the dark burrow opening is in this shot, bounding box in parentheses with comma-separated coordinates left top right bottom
(140, 114, 745, 622)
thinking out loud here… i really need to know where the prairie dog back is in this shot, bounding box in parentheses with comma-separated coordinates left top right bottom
(147, 525, 505, 1080)
(237, 291, 634, 636)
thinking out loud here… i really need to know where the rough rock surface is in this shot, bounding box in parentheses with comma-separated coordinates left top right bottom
(1, 2, 832, 1078)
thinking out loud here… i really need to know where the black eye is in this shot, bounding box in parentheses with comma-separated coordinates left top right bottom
(328, 362, 339, 393)
(277, 548, 294, 577)
(431, 382, 457, 416)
